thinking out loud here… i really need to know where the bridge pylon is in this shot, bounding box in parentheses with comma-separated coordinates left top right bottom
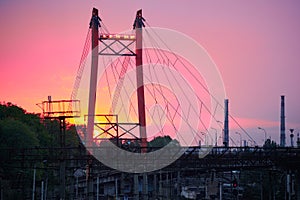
(86, 8, 147, 150)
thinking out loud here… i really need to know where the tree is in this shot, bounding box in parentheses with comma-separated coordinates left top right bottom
(263, 139, 277, 149)
(148, 135, 180, 151)
(0, 103, 43, 199)
(0, 102, 84, 199)
(0, 102, 50, 148)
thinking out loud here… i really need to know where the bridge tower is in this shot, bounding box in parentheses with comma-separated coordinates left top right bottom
(84, 7, 143, 199)
(87, 7, 100, 149)
(86, 8, 100, 200)
(86, 8, 147, 149)
(133, 11, 149, 199)
(134, 9, 147, 153)
(85, 8, 148, 199)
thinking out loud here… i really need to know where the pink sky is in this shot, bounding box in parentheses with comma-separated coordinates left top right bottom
(1, 0, 300, 145)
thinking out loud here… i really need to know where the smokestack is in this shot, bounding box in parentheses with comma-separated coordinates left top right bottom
(224, 99, 229, 147)
(280, 95, 286, 147)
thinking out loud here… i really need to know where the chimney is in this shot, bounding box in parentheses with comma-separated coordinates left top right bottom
(224, 99, 229, 147)
(280, 95, 286, 147)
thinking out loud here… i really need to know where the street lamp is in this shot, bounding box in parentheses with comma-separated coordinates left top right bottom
(217, 120, 223, 125)
(235, 132, 242, 147)
(211, 128, 217, 147)
(200, 131, 207, 145)
(258, 127, 267, 143)
(217, 120, 224, 145)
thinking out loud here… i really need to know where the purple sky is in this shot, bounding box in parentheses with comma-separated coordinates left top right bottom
(0, 0, 299, 145)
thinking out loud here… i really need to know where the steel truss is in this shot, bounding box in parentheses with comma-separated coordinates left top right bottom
(99, 33, 136, 56)
(2, 146, 300, 171)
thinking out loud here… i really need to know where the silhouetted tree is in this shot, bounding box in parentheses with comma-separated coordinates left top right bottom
(0, 103, 82, 199)
(148, 135, 180, 152)
(263, 139, 277, 149)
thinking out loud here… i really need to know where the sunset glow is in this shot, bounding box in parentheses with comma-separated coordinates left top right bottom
(1, 1, 300, 146)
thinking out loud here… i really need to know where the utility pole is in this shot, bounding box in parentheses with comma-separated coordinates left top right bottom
(59, 117, 66, 200)
(38, 98, 80, 200)
(32, 164, 36, 200)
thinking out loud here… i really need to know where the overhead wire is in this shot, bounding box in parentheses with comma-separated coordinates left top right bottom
(143, 22, 256, 145)
(142, 28, 211, 143)
(141, 47, 199, 144)
(73, 18, 255, 146)
(69, 28, 92, 111)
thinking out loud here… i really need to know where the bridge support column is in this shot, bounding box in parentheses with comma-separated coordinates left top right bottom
(219, 180, 222, 200)
(120, 173, 125, 198)
(296, 171, 300, 200)
(134, 174, 139, 200)
(159, 172, 163, 199)
(176, 171, 181, 200)
(153, 174, 158, 199)
(165, 173, 169, 199)
(260, 172, 263, 200)
(142, 173, 148, 200)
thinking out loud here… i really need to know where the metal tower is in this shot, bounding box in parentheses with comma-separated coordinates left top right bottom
(39, 97, 80, 200)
